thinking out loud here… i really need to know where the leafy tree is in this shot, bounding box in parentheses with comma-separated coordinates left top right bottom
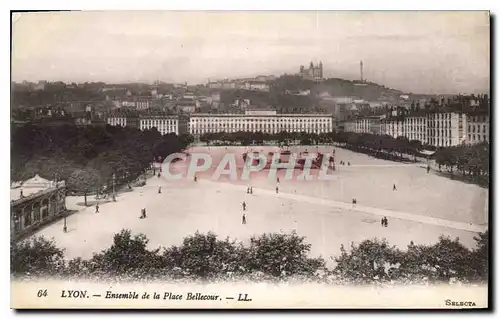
(162, 232, 246, 280)
(67, 168, 102, 205)
(11, 236, 65, 278)
(472, 230, 488, 281)
(246, 232, 326, 279)
(88, 229, 163, 278)
(333, 239, 402, 284)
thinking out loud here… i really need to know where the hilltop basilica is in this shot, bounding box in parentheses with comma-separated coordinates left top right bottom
(298, 61, 324, 82)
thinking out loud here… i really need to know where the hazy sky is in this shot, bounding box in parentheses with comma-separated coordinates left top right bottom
(12, 11, 490, 94)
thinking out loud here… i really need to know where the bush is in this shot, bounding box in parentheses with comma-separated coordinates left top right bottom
(10, 228, 489, 284)
(11, 237, 66, 278)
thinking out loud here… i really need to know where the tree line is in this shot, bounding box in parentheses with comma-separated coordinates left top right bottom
(11, 229, 488, 285)
(433, 142, 489, 184)
(198, 130, 424, 161)
(11, 124, 193, 203)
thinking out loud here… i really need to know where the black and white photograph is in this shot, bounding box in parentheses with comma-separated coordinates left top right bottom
(9, 10, 490, 309)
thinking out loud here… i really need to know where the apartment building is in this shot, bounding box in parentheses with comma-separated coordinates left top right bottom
(189, 110, 333, 135)
(344, 116, 382, 134)
(139, 114, 179, 135)
(466, 113, 490, 144)
(426, 112, 467, 147)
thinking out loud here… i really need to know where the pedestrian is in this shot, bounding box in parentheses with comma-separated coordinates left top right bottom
(142, 208, 147, 219)
(194, 176, 197, 182)
(242, 201, 246, 211)
(250, 187, 253, 194)
(427, 166, 430, 174)
(277, 177, 280, 183)
(157, 172, 161, 178)
(276, 186, 279, 194)
(393, 184, 397, 191)
(348, 161, 351, 166)
(95, 204, 99, 214)
(242, 213, 247, 225)
(247, 187, 250, 194)
(383, 217, 388, 227)
(381, 217, 384, 227)
(19, 189, 24, 198)
(158, 186, 162, 194)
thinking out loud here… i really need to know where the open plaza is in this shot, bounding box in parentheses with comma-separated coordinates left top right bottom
(31, 146, 488, 267)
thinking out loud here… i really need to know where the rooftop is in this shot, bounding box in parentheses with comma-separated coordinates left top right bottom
(11, 175, 66, 204)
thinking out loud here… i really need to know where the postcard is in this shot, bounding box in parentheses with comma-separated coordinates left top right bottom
(10, 10, 489, 309)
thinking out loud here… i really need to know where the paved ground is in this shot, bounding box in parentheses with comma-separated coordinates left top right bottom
(32, 146, 488, 267)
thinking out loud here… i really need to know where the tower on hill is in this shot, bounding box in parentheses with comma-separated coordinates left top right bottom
(360, 60, 364, 83)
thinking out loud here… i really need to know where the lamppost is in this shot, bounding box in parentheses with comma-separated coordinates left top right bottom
(112, 173, 116, 201)
(63, 212, 67, 233)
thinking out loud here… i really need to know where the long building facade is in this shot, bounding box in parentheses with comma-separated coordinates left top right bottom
(139, 114, 180, 135)
(189, 110, 334, 135)
(343, 116, 382, 135)
(346, 111, 488, 147)
(106, 110, 186, 135)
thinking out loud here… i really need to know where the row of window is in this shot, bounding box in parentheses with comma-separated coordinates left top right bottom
(468, 134, 489, 142)
(191, 118, 331, 123)
(191, 128, 331, 134)
(468, 124, 488, 133)
(12, 198, 64, 231)
(468, 116, 488, 123)
(141, 125, 177, 131)
(141, 120, 178, 125)
(192, 123, 331, 128)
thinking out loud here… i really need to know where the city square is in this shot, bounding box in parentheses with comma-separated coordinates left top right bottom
(31, 146, 488, 267)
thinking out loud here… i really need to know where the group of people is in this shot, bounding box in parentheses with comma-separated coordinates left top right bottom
(381, 216, 389, 227)
(339, 160, 350, 166)
(242, 201, 247, 224)
(246, 187, 253, 194)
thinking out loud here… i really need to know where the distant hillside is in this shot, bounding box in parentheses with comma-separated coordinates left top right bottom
(217, 75, 436, 112)
(315, 78, 404, 100)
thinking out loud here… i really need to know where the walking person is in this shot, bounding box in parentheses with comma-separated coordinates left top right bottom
(247, 187, 250, 194)
(95, 204, 99, 214)
(383, 216, 388, 227)
(381, 217, 385, 227)
(158, 186, 162, 194)
(242, 213, 247, 225)
(276, 186, 279, 194)
(250, 187, 253, 194)
(393, 184, 397, 191)
(242, 201, 247, 211)
(348, 161, 351, 166)
(427, 165, 430, 174)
